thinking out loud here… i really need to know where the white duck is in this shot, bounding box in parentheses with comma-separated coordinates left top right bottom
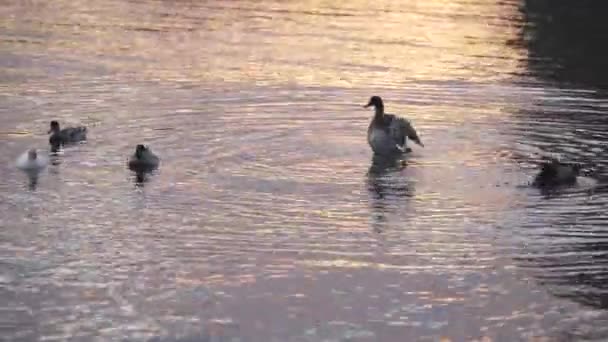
(364, 96, 423, 156)
(16, 149, 49, 174)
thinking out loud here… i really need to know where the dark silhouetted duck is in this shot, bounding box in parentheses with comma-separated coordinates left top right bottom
(364, 96, 423, 156)
(533, 159, 581, 188)
(48, 120, 87, 152)
(128, 144, 160, 172)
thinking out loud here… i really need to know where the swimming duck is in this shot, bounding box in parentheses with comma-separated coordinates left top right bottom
(16, 149, 49, 173)
(533, 159, 581, 187)
(48, 120, 87, 152)
(128, 144, 160, 172)
(364, 96, 423, 156)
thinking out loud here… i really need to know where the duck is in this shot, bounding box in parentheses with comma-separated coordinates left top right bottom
(128, 144, 160, 172)
(16, 149, 49, 173)
(364, 96, 423, 156)
(532, 159, 581, 188)
(48, 120, 87, 152)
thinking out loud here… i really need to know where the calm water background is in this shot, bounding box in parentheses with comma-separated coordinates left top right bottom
(2, 0, 608, 341)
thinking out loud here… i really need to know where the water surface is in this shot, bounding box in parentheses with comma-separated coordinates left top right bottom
(2, 0, 608, 341)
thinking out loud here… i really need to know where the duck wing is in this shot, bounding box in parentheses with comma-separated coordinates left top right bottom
(387, 114, 423, 148)
(143, 149, 159, 165)
(129, 149, 160, 171)
(64, 126, 87, 141)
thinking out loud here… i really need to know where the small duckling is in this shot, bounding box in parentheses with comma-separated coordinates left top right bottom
(533, 159, 581, 188)
(364, 96, 423, 156)
(16, 149, 49, 173)
(128, 144, 160, 172)
(48, 120, 87, 152)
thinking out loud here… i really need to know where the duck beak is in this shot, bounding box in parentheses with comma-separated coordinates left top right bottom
(413, 138, 424, 147)
(363, 102, 372, 108)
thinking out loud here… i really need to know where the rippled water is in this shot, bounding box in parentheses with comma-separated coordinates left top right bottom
(3, 0, 608, 341)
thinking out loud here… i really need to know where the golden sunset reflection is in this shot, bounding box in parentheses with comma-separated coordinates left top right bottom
(0, 0, 525, 87)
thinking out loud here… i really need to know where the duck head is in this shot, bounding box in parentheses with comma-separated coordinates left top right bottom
(364, 96, 384, 110)
(28, 149, 37, 160)
(364, 96, 385, 119)
(48, 120, 60, 134)
(135, 144, 147, 159)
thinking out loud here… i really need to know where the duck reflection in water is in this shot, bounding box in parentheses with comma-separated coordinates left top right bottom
(133, 171, 151, 186)
(25, 174, 39, 191)
(367, 154, 415, 233)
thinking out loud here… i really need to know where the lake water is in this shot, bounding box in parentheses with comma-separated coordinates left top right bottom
(2, 0, 608, 341)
